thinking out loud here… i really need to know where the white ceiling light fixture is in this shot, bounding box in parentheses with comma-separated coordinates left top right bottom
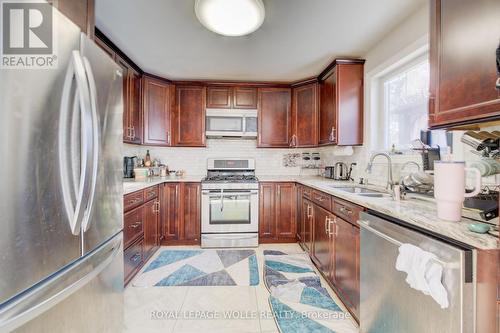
(195, 0, 265, 37)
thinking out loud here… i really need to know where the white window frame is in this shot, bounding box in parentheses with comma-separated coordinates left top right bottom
(378, 53, 430, 150)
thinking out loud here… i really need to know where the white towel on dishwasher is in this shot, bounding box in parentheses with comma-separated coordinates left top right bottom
(395, 243, 449, 309)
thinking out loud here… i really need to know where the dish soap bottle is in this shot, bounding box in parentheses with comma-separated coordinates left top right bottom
(144, 150, 152, 167)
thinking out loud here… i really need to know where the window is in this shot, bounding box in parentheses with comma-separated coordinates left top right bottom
(381, 57, 429, 150)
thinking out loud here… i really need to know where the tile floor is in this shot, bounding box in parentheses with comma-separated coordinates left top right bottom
(124, 243, 359, 333)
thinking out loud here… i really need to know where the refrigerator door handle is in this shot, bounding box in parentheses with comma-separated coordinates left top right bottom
(80, 56, 100, 232)
(58, 50, 94, 235)
(0, 233, 122, 332)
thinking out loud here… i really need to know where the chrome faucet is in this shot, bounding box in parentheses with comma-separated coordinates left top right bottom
(366, 152, 394, 190)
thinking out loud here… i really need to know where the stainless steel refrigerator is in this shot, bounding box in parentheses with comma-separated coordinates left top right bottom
(0, 7, 124, 333)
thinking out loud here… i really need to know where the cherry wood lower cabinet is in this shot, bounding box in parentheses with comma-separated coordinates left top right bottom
(259, 182, 297, 242)
(300, 185, 362, 321)
(123, 185, 160, 285)
(332, 217, 360, 317)
(311, 204, 333, 274)
(160, 182, 201, 245)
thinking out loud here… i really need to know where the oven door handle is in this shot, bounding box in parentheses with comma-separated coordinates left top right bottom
(202, 190, 259, 196)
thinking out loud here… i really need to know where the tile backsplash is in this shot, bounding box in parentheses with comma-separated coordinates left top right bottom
(124, 139, 321, 177)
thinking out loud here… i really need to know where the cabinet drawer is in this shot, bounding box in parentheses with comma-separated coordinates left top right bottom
(124, 191, 144, 212)
(144, 185, 159, 202)
(124, 238, 144, 282)
(311, 190, 332, 211)
(302, 186, 312, 199)
(124, 207, 144, 248)
(333, 198, 363, 226)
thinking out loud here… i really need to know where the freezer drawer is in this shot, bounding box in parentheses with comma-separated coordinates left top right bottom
(359, 212, 474, 333)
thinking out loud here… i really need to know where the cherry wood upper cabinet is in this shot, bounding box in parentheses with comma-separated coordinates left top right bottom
(173, 86, 206, 147)
(292, 83, 319, 147)
(52, 0, 94, 37)
(233, 87, 258, 109)
(319, 60, 364, 146)
(206, 87, 232, 109)
(142, 76, 173, 146)
(258, 88, 292, 147)
(429, 0, 500, 128)
(128, 68, 143, 145)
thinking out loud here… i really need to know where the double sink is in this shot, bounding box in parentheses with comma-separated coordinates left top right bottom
(329, 185, 391, 198)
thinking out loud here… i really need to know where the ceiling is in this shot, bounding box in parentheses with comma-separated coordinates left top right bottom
(95, 0, 426, 82)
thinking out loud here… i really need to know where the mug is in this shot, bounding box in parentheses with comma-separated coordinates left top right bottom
(434, 161, 481, 222)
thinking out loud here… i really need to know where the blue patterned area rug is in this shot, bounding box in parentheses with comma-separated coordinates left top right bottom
(264, 250, 358, 333)
(133, 249, 259, 287)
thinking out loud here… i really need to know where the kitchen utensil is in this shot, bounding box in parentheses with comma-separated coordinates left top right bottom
(434, 161, 481, 221)
(124, 156, 137, 178)
(134, 167, 149, 179)
(324, 166, 335, 179)
(469, 158, 500, 177)
(334, 162, 349, 180)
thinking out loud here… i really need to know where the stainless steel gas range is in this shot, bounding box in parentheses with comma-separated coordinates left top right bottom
(201, 158, 259, 248)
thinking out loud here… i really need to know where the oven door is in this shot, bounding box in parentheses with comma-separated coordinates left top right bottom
(202, 189, 259, 233)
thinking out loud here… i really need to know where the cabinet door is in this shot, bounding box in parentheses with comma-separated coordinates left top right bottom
(95, 36, 115, 60)
(128, 68, 142, 144)
(143, 199, 159, 258)
(292, 83, 318, 147)
(174, 86, 206, 147)
(333, 217, 359, 317)
(259, 183, 276, 239)
(275, 183, 296, 239)
(143, 77, 172, 146)
(183, 183, 201, 242)
(160, 183, 181, 241)
(258, 88, 292, 147)
(124, 205, 144, 248)
(337, 64, 364, 145)
(311, 204, 332, 275)
(302, 199, 314, 254)
(54, 0, 94, 36)
(429, 0, 500, 128)
(296, 186, 303, 242)
(115, 55, 131, 143)
(207, 87, 232, 108)
(233, 87, 258, 109)
(319, 69, 337, 145)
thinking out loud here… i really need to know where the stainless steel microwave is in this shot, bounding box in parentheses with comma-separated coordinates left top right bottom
(205, 109, 258, 138)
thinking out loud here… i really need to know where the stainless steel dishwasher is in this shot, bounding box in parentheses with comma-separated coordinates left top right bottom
(359, 211, 475, 333)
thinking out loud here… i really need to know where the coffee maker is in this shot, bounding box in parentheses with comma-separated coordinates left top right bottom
(123, 156, 137, 178)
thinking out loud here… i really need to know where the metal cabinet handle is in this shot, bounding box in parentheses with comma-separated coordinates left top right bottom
(339, 206, 353, 215)
(131, 126, 136, 140)
(130, 222, 142, 229)
(325, 217, 329, 234)
(315, 196, 324, 202)
(167, 131, 171, 145)
(329, 127, 336, 142)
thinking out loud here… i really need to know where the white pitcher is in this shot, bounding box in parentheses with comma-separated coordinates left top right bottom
(434, 161, 481, 222)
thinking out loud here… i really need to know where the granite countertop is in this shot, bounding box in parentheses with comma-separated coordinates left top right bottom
(290, 176, 499, 250)
(123, 175, 204, 194)
(123, 174, 499, 250)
